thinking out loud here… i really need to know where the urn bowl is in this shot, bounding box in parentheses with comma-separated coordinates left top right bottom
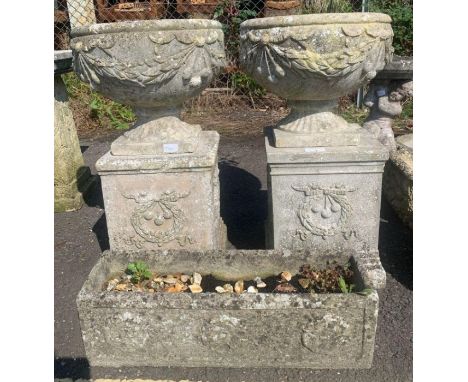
(240, 13, 393, 147)
(71, 19, 225, 109)
(70, 20, 226, 155)
(240, 13, 393, 101)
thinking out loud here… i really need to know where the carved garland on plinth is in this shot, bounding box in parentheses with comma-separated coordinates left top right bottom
(71, 30, 225, 88)
(123, 190, 193, 248)
(240, 25, 393, 83)
(292, 183, 356, 240)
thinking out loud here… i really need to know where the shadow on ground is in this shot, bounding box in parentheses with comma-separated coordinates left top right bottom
(379, 198, 413, 290)
(93, 213, 110, 252)
(55, 357, 90, 380)
(80, 175, 104, 210)
(219, 159, 267, 249)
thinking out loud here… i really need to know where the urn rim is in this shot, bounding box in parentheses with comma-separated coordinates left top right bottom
(240, 12, 391, 30)
(71, 19, 223, 38)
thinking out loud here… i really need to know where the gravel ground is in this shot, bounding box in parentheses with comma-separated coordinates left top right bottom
(55, 133, 412, 382)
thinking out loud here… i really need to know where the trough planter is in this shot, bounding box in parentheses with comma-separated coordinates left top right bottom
(77, 249, 385, 369)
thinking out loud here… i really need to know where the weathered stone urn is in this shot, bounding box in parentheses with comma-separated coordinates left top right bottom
(240, 13, 393, 147)
(70, 20, 227, 251)
(71, 20, 225, 155)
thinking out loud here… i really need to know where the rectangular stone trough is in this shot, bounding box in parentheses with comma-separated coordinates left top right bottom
(77, 249, 385, 369)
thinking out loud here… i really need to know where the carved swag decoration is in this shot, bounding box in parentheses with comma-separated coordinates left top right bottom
(240, 25, 393, 84)
(292, 183, 356, 240)
(71, 30, 225, 88)
(123, 190, 193, 248)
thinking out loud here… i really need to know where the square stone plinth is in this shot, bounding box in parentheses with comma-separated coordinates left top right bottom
(77, 249, 383, 369)
(96, 131, 225, 251)
(265, 129, 389, 253)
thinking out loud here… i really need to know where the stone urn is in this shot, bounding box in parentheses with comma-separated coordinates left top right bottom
(70, 20, 225, 155)
(240, 13, 393, 147)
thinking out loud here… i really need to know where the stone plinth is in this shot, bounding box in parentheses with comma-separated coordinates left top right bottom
(54, 63, 94, 212)
(96, 131, 226, 251)
(383, 134, 413, 228)
(265, 129, 389, 253)
(77, 248, 384, 369)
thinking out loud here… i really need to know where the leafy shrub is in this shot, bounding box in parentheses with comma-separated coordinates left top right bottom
(63, 72, 135, 130)
(126, 261, 152, 284)
(302, 0, 354, 13)
(230, 72, 266, 98)
(301, 1, 413, 57)
(369, 0, 413, 56)
(213, 0, 258, 59)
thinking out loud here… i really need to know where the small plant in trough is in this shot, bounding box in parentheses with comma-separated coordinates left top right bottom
(125, 261, 152, 284)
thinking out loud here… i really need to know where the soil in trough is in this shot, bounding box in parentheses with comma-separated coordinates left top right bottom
(103, 262, 360, 295)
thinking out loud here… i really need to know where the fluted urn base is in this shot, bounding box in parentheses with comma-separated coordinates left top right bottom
(111, 106, 201, 156)
(273, 100, 361, 148)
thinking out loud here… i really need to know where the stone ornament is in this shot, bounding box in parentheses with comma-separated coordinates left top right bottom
(240, 13, 393, 147)
(292, 183, 356, 240)
(54, 50, 95, 212)
(123, 190, 193, 248)
(364, 80, 413, 150)
(71, 20, 226, 155)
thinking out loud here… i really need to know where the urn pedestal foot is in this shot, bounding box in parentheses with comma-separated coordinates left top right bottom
(110, 107, 202, 156)
(97, 131, 226, 251)
(265, 128, 389, 255)
(273, 100, 361, 147)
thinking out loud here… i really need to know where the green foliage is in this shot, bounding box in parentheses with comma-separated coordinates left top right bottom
(89, 93, 135, 130)
(392, 96, 413, 130)
(302, 0, 354, 13)
(338, 276, 355, 293)
(213, 0, 259, 58)
(369, 0, 413, 56)
(126, 261, 152, 284)
(400, 97, 413, 119)
(301, 1, 413, 56)
(230, 72, 266, 97)
(339, 99, 369, 125)
(357, 288, 374, 296)
(63, 72, 135, 130)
